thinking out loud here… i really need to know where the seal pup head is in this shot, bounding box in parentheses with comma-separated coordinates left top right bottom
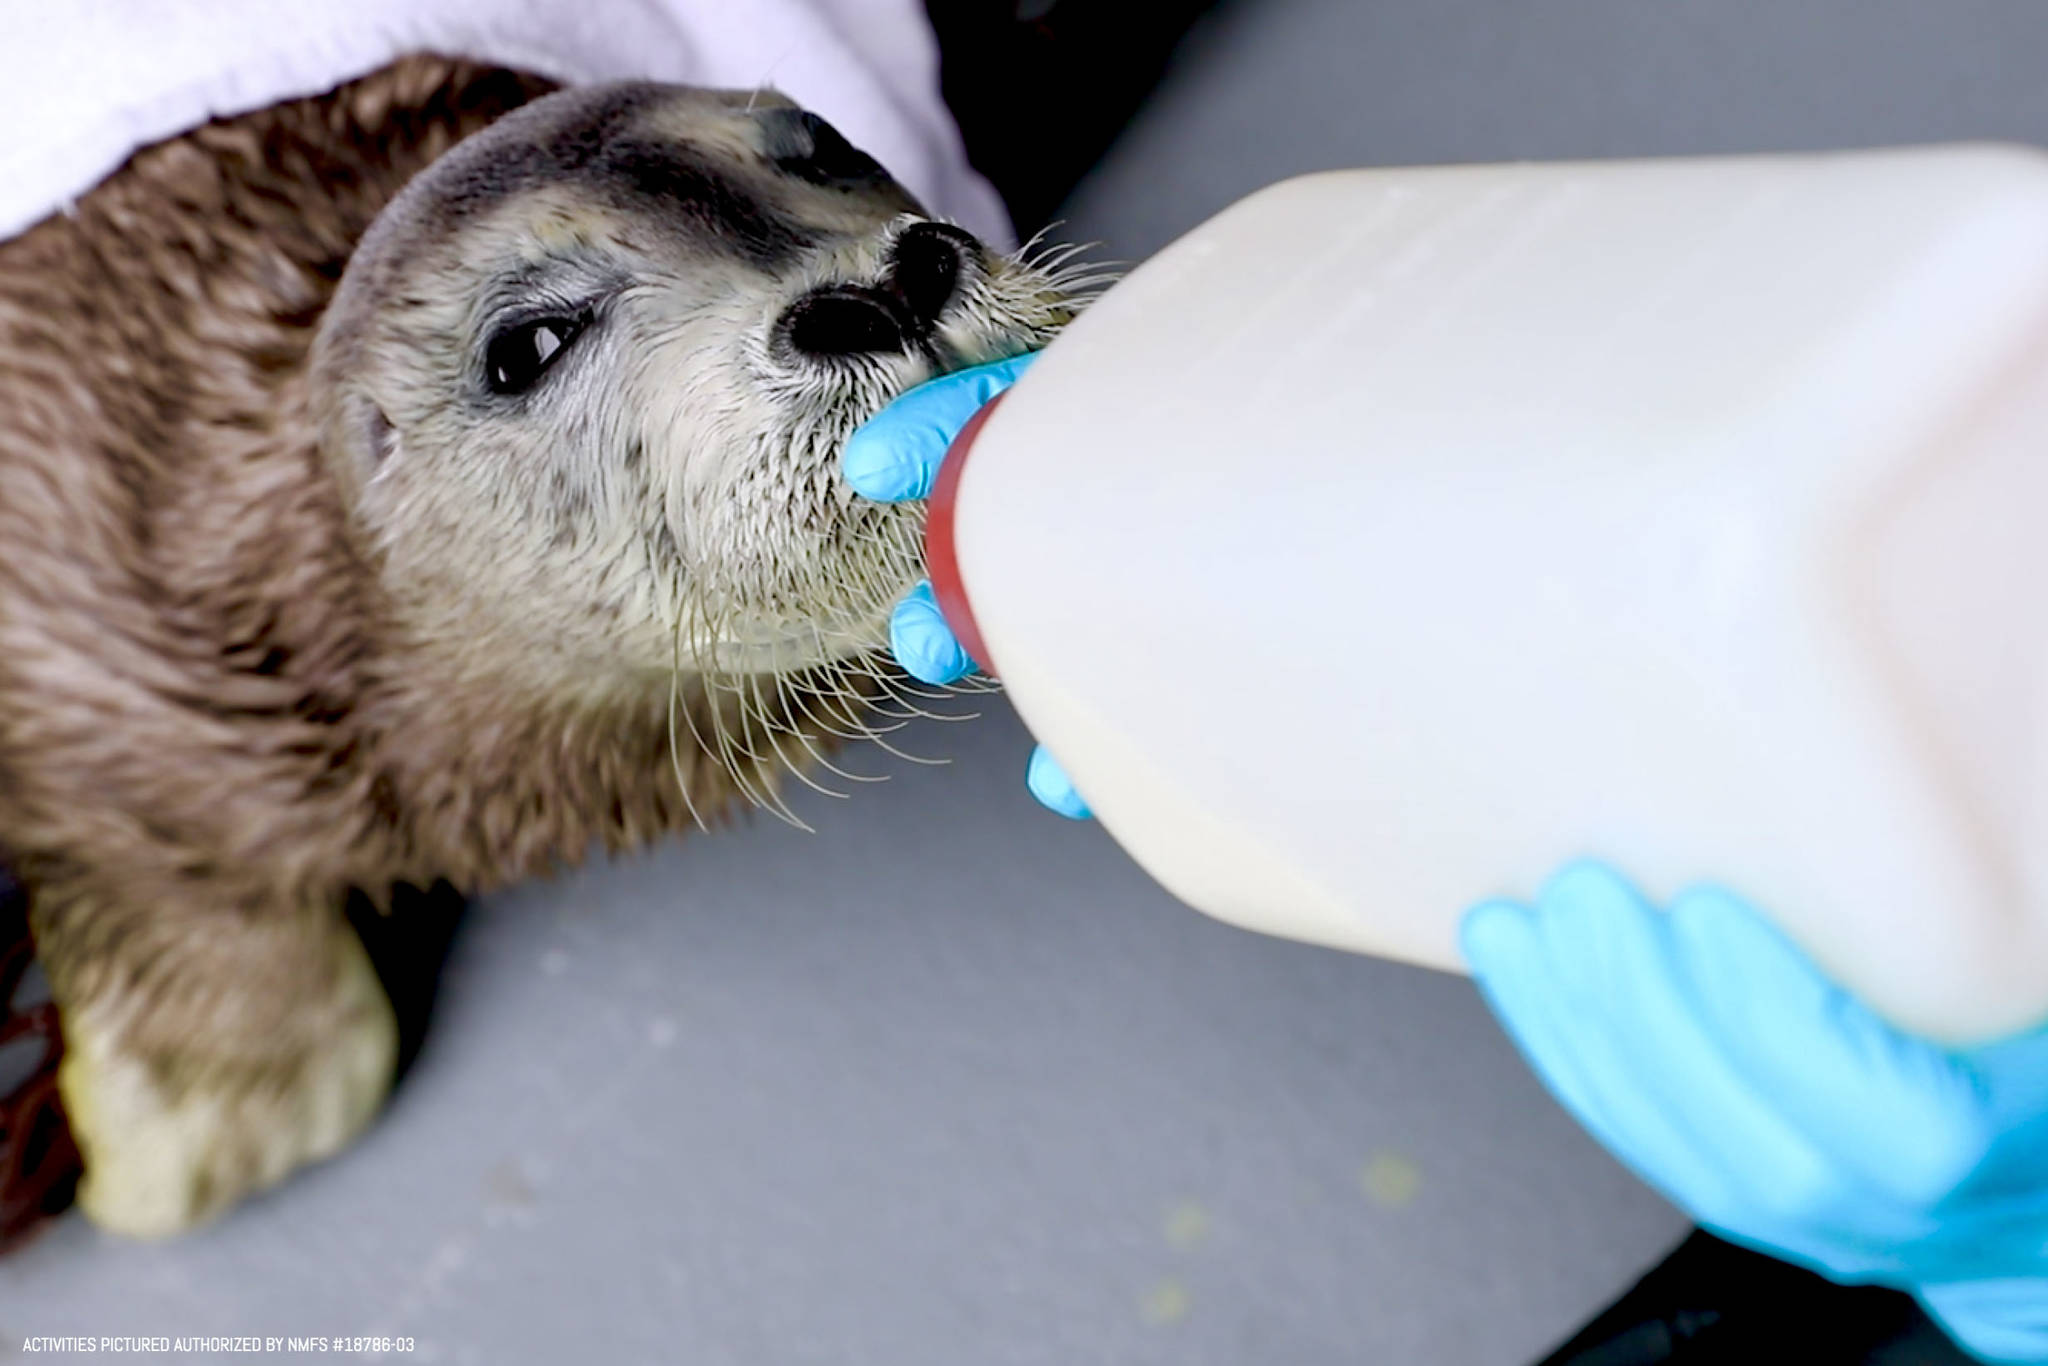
(310, 82, 1097, 813)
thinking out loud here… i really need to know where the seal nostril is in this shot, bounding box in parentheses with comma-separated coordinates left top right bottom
(783, 286, 908, 357)
(888, 222, 976, 326)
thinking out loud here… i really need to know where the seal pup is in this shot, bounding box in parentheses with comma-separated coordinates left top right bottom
(0, 55, 1095, 1237)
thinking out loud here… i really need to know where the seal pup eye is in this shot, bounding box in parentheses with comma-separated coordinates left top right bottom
(485, 315, 586, 395)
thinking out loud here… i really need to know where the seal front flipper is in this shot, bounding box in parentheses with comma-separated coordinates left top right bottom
(35, 884, 396, 1239)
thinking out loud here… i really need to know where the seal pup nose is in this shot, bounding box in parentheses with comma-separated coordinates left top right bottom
(777, 221, 983, 360)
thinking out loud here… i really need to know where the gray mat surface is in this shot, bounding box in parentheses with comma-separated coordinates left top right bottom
(4, 707, 1679, 1366)
(19, 1, 2048, 1361)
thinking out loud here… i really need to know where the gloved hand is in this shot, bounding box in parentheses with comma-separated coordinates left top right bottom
(841, 352, 1092, 819)
(1461, 861, 2048, 1364)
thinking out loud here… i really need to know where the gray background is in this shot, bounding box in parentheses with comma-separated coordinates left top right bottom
(9, 2, 2046, 1362)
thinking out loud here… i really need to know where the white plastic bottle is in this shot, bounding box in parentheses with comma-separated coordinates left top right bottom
(926, 144, 2048, 1045)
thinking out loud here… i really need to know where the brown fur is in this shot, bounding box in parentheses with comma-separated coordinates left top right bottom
(0, 56, 895, 1232)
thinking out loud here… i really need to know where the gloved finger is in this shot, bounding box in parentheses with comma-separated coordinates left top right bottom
(890, 581, 976, 684)
(1666, 885, 1994, 1208)
(842, 352, 1040, 502)
(1916, 1278, 2048, 1365)
(1915, 1173, 2048, 1285)
(1461, 900, 1619, 1132)
(1953, 1028, 2048, 1217)
(1467, 863, 1841, 1235)
(1961, 1022, 2048, 1136)
(1463, 874, 1758, 1220)
(1544, 865, 1856, 1235)
(1026, 745, 1092, 819)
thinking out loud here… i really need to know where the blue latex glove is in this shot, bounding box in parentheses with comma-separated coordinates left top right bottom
(1461, 861, 2048, 1364)
(842, 353, 1092, 819)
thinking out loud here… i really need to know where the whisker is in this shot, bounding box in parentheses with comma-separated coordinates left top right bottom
(705, 599, 819, 830)
(640, 230, 1109, 824)
(852, 725, 953, 767)
(743, 663, 834, 822)
(667, 592, 710, 832)
(782, 646, 902, 765)
(689, 605, 776, 822)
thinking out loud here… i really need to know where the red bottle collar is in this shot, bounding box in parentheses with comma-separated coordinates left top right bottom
(922, 389, 1005, 678)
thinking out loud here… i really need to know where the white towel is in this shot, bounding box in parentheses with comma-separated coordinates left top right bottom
(0, 0, 1011, 247)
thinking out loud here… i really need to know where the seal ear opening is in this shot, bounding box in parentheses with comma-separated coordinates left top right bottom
(326, 391, 401, 503)
(362, 401, 398, 468)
